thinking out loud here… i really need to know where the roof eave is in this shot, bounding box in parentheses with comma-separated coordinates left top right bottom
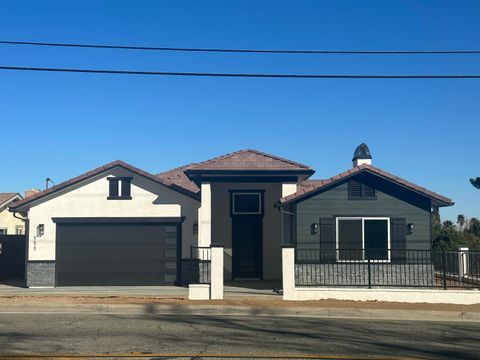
(277, 168, 454, 208)
(185, 169, 315, 185)
(10, 161, 200, 211)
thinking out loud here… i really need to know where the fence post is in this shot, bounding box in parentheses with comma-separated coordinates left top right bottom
(458, 246, 469, 279)
(210, 244, 224, 300)
(367, 258, 372, 289)
(282, 245, 296, 300)
(442, 250, 447, 290)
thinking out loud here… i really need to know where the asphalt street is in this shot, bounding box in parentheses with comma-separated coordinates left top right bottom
(0, 307, 480, 359)
(0, 311, 479, 360)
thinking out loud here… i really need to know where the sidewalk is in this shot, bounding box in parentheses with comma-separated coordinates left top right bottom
(1, 279, 480, 322)
(0, 301, 479, 323)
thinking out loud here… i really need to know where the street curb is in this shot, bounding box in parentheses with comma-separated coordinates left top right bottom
(0, 303, 479, 322)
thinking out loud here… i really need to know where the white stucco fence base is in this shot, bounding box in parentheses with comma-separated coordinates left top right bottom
(294, 287, 480, 305)
(188, 284, 210, 300)
(282, 247, 480, 305)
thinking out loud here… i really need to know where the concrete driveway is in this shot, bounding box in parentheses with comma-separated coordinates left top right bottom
(0, 279, 188, 297)
(0, 279, 281, 298)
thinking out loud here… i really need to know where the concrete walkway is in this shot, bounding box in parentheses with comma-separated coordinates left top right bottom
(0, 302, 479, 322)
(0, 279, 282, 298)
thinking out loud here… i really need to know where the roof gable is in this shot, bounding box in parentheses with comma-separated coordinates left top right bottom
(0, 193, 19, 205)
(185, 149, 312, 172)
(0, 193, 21, 211)
(279, 164, 453, 208)
(11, 160, 199, 211)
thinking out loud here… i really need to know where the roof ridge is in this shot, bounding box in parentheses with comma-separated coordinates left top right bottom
(187, 149, 248, 169)
(11, 160, 199, 210)
(156, 162, 198, 176)
(187, 149, 312, 170)
(279, 164, 453, 207)
(243, 149, 312, 169)
(0, 193, 20, 207)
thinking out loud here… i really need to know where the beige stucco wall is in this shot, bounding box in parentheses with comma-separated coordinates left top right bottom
(0, 206, 25, 234)
(211, 182, 283, 281)
(26, 167, 199, 261)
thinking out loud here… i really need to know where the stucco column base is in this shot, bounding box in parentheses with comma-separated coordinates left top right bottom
(210, 244, 224, 300)
(282, 246, 296, 300)
(188, 284, 210, 300)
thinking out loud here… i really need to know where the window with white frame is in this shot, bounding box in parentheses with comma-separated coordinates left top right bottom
(15, 226, 23, 235)
(336, 217, 390, 261)
(0, 228, 7, 235)
(231, 192, 262, 215)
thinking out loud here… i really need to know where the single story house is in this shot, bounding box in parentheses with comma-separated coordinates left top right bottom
(10, 144, 453, 288)
(0, 193, 24, 235)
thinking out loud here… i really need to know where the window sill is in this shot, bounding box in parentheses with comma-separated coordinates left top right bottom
(107, 196, 132, 200)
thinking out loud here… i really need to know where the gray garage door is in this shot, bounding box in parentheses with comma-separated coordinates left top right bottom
(56, 222, 179, 286)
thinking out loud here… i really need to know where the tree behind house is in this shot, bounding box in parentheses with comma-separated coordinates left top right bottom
(471, 177, 480, 189)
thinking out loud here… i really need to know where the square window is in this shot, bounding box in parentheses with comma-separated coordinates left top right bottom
(232, 193, 262, 215)
(15, 226, 23, 235)
(0, 228, 7, 235)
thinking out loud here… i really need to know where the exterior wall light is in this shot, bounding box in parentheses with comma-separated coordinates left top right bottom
(310, 223, 319, 235)
(406, 223, 415, 235)
(36, 224, 44, 237)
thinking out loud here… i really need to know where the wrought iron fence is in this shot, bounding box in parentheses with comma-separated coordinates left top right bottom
(295, 248, 480, 289)
(184, 246, 211, 284)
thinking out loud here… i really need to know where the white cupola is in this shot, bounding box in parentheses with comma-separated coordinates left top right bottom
(352, 143, 372, 167)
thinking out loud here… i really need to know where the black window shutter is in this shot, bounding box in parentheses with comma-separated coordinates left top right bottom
(109, 179, 119, 198)
(319, 217, 336, 262)
(121, 179, 131, 198)
(390, 218, 406, 263)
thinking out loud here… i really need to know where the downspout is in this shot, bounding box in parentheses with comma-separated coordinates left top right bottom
(13, 211, 26, 222)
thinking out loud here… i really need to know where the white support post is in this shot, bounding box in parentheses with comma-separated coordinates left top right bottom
(198, 183, 212, 247)
(210, 244, 224, 300)
(282, 246, 296, 300)
(458, 246, 469, 278)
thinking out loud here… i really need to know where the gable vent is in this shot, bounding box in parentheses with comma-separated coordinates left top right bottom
(348, 180, 376, 200)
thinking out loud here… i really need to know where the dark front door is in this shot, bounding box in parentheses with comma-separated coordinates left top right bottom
(232, 215, 262, 279)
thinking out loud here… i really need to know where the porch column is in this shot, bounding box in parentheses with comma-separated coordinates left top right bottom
(458, 246, 469, 278)
(198, 183, 212, 247)
(210, 244, 224, 300)
(282, 245, 296, 300)
(282, 183, 297, 197)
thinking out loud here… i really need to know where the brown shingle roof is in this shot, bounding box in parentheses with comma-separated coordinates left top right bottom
(0, 193, 19, 207)
(10, 160, 200, 211)
(280, 164, 453, 207)
(156, 163, 200, 194)
(185, 149, 313, 171)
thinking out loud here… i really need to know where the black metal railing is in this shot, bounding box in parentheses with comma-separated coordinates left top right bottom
(185, 246, 211, 284)
(295, 248, 480, 289)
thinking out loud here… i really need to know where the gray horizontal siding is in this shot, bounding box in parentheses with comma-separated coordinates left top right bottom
(296, 182, 431, 250)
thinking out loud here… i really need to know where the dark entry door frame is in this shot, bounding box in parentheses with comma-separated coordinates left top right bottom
(230, 190, 264, 280)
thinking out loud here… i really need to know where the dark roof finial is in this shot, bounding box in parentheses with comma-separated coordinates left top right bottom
(352, 143, 372, 161)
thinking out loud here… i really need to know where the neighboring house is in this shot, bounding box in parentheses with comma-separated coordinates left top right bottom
(0, 193, 24, 235)
(10, 145, 453, 288)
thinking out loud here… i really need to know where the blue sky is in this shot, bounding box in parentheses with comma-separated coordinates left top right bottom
(0, 1, 478, 220)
